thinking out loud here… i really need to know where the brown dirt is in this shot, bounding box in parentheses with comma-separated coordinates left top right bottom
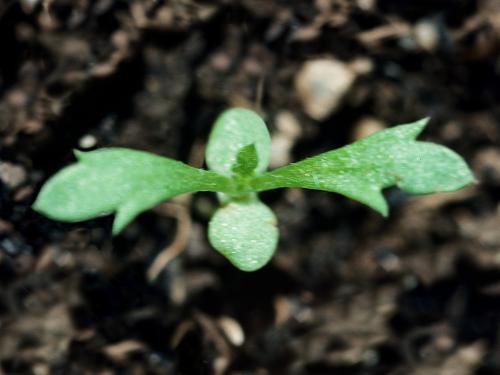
(1, 1, 500, 374)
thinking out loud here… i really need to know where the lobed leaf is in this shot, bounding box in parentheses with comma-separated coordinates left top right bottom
(250, 118, 475, 215)
(33, 148, 230, 234)
(208, 198, 278, 271)
(206, 108, 271, 177)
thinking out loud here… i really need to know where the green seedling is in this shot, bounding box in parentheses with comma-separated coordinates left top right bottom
(33, 108, 475, 271)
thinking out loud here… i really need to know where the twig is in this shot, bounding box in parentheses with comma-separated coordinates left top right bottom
(147, 201, 191, 281)
(357, 21, 411, 45)
(102, 339, 146, 361)
(195, 312, 233, 375)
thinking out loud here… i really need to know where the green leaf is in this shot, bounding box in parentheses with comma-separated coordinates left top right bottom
(33, 148, 230, 235)
(206, 108, 271, 177)
(250, 118, 475, 215)
(231, 143, 258, 176)
(208, 199, 278, 272)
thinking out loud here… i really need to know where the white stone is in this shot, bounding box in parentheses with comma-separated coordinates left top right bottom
(295, 58, 355, 120)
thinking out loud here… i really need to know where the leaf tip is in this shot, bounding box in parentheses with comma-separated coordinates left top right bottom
(111, 222, 122, 236)
(112, 205, 134, 236)
(31, 196, 44, 214)
(373, 198, 389, 217)
(418, 117, 431, 126)
(462, 167, 477, 187)
(403, 117, 430, 139)
(73, 149, 86, 160)
(32, 183, 53, 217)
(111, 217, 127, 236)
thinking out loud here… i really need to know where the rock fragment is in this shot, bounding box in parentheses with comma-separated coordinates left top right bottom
(0, 162, 27, 190)
(295, 58, 356, 120)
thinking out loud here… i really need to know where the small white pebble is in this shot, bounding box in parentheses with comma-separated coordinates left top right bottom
(218, 316, 245, 346)
(78, 134, 97, 149)
(414, 19, 439, 52)
(295, 58, 356, 120)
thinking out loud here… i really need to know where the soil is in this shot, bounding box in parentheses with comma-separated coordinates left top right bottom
(1, 1, 500, 374)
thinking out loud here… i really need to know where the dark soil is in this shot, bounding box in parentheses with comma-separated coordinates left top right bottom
(1, 1, 500, 374)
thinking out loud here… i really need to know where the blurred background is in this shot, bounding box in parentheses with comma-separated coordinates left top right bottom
(1, 0, 499, 374)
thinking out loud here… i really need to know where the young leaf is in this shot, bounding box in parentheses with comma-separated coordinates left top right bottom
(208, 199, 278, 272)
(206, 108, 271, 176)
(231, 143, 258, 176)
(33, 148, 230, 235)
(250, 119, 475, 215)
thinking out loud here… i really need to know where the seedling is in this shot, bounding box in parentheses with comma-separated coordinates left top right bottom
(33, 108, 475, 271)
